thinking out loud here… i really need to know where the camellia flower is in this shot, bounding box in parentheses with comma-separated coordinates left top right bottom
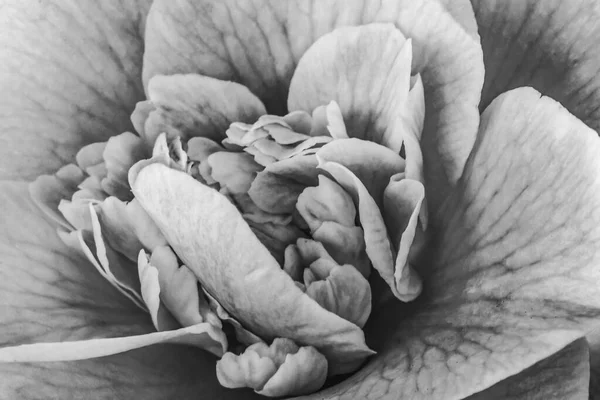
(2, 0, 600, 398)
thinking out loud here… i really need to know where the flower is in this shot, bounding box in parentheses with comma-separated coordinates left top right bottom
(1, 0, 600, 399)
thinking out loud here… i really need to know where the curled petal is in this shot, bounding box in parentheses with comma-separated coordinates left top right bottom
(29, 164, 86, 230)
(58, 198, 94, 231)
(216, 338, 328, 397)
(75, 142, 107, 176)
(95, 197, 144, 261)
(131, 164, 373, 375)
(317, 138, 405, 207)
(101, 131, 148, 201)
(383, 175, 427, 299)
(203, 290, 262, 346)
(306, 264, 372, 328)
(325, 101, 349, 139)
(296, 175, 356, 231)
(314, 88, 600, 400)
(141, 74, 267, 144)
(289, 24, 412, 151)
(150, 246, 222, 328)
(402, 75, 428, 228)
(137, 250, 180, 331)
(186, 137, 224, 162)
(312, 222, 371, 278)
(86, 205, 145, 309)
(283, 244, 304, 282)
(249, 155, 320, 214)
(318, 159, 422, 302)
(207, 152, 263, 194)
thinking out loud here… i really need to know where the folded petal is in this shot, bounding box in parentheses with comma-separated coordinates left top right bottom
(317, 160, 422, 302)
(0, 1, 150, 180)
(307, 88, 600, 399)
(217, 338, 328, 397)
(143, 0, 484, 210)
(472, 0, 600, 131)
(383, 175, 427, 298)
(131, 164, 374, 375)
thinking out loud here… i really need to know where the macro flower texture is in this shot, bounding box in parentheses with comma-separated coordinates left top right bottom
(2, 0, 600, 398)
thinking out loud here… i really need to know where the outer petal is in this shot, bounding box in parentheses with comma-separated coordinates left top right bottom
(143, 0, 484, 208)
(0, 0, 150, 180)
(472, 0, 600, 132)
(131, 164, 374, 375)
(465, 339, 589, 399)
(301, 89, 600, 399)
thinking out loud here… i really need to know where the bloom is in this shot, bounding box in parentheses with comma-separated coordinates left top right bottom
(2, 0, 600, 398)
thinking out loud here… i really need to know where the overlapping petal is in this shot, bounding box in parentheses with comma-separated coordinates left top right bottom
(130, 163, 374, 375)
(3, 0, 600, 398)
(0, 1, 245, 398)
(300, 88, 600, 399)
(471, 0, 600, 132)
(143, 0, 484, 211)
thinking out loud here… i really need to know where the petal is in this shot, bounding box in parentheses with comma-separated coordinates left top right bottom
(203, 290, 262, 346)
(436, 0, 479, 38)
(317, 160, 422, 302)
(29, 164, 86, 230)
(258, 346, 328, 397)
(140, 74, 267, 145)
(248, 155, 320, 214)
(131, 164, 373, 375)
(383, 176, 427, 298)
(306, 265, 372, 328)
(307, 88, 600, 399)
(101, 132, 148, 201)
(1, 182, 246, 399)
(207, 152, 263, 194)
(288, 24, 412, 151)
(316, 138, 405, 207)
(95, 197, 144, 261)
(137, 250, 180, 332)
(0, 1, 150, 180)
(217, 338, 328, 397)
(465, 338, 589, 399)
(143, 0, 484, 209)
(0, 323, 227, 362)
(472, 0, 600, 132)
